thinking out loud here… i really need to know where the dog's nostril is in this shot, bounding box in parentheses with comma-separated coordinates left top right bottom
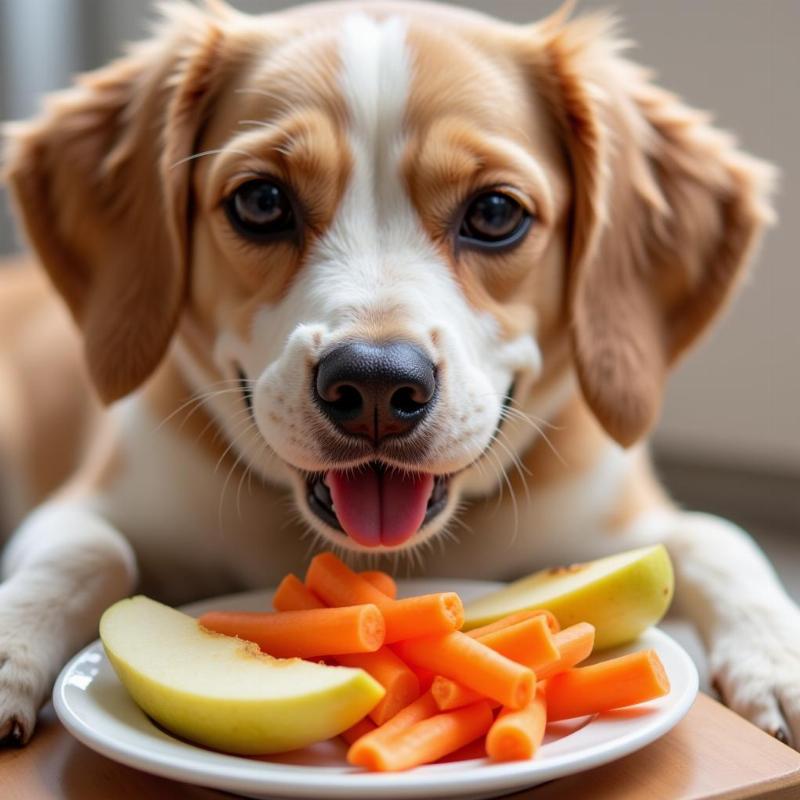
(390, 385, 427, 416)
(327, 384, 363, 417)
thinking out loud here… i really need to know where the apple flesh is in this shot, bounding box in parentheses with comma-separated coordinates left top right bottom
(100, 596, 385, 755)
(464, 545, 674, 650)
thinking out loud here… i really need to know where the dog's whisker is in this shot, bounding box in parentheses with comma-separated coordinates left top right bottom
(234, 87, 290, 103)
(237, 119, 278, 130)
(217, 421, 261, 532)
(157, 385, 250, 431)
(491, 428, 533, 507)
(169, 147, 254, 170)
(499, 406, 567, 468)
(486, 445, 519, 544)
(214, 419, 262, 532)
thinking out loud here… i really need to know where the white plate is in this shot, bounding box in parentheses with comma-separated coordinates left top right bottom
(53, 579, 698, 800)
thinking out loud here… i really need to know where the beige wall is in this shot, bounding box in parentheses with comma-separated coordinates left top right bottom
(2, 0, 798, 471)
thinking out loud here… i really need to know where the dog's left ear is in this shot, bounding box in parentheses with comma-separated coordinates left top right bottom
(527, 13, 776, 447)
(3, 4, 232, 402)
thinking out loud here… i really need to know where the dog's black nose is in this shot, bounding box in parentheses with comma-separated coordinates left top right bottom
(315, 341, 436, 442)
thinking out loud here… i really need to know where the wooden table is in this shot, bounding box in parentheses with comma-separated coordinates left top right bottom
(3, 694, 799, 800)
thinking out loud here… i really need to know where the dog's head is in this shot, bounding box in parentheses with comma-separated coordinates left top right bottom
(4, 1, 773, 552)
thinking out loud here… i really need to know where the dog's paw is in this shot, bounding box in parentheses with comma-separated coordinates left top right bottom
(709, 603, 800, 748)
(0, 638, 49, 746)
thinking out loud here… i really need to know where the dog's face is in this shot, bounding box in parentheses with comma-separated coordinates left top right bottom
(5, 2, 772, 553)
(185, 8, 569, 551)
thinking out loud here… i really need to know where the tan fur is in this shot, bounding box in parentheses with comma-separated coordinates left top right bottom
(526, 14, 774, 446)
(0, 261, 98, 529)
(1, 1, 794, 748)
(4, 13, 229, 403)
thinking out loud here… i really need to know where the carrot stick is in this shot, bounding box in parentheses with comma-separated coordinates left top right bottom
(273, 569, 395, 610)
(306, 553, 462, 641)
(306, 552, 389, 606)
(337, 649, 421, 725)
(431, 676, 484, 711)
(347, 690, 440, 766)
(437, 737, 487, 763)
(430, 616, 558, 711)
(340, 717, 377, 746)
(360, 571, 397, 599)
(198, 605, 385, 658)
(394, 632, 535, 709)
(486, 689, 547, 761)
(350, 701, 494, 771)
(478, 614, 560, 672)
(545, 649, 670, 721)
(466, 609, 560, 638)
(381, 594, 464, 641)
(272, 574, 324, 611)
(536, 622, 596, 679)
(411, 665, 436, 692)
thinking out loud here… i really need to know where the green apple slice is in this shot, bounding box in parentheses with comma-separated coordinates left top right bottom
(100, 596, 385, 755)
(464, 544, 674, 650)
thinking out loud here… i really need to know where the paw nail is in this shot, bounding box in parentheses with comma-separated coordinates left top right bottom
(773, 727, 789, 745)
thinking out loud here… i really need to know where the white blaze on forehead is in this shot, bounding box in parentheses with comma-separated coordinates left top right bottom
(304, 12, 456, 318)
(338, 13, 412, 223)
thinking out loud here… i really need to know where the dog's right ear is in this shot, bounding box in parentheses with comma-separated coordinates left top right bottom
(3, 4, 233, 402)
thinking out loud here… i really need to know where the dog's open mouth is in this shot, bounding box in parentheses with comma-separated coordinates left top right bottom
(306, 463, 449, 547)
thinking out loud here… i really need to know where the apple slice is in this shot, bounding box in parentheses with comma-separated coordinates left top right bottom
(100, 596, 385, 755)
(464, 545, 674, 650)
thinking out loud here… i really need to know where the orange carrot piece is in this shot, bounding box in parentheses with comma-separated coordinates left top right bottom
(486, 689, 547, 761)
(431, 676, 484, 711)
(467, 609, 560, 638)
(411, 665, 436, 692)
(351, 701, 494, 771)
(360, 570, 397, 599)
(437, 737, 487, 763)
(272, 574, 324, 611)
(337, 649, 421, 725)
(381, 594, 464, 642)
(347, 691, 440, 766)
(340, 717, 377, 746)
(306, 552, 388, 606)
(478, 614, 560, 672)
(394, 632, 535, 709)
(545, 649, 670, 721)
(536, 622, 596, 680)
(431, 615, 558, 711)
(306, 553, 462, 641)
(198, 605, 385, 658)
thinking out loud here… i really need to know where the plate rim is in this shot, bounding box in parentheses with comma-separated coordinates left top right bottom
(53, 580, 699, 799)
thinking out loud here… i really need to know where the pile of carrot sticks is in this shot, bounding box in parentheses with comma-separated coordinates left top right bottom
(199, 552, 670, 771)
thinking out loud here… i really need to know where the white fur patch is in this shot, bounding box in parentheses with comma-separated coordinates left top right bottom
(241, 15, 540, 479)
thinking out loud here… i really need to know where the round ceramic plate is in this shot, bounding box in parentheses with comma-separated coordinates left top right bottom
(53, 579, 698, 800)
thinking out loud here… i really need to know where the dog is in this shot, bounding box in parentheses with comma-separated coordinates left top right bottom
(1, 0, 798, 749)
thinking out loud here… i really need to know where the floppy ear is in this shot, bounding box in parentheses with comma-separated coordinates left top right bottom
(532, 14, 775, 447)
(3, 5, 228, 402)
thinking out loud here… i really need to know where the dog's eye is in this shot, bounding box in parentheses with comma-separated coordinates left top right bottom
(459, 191, 531, 248)
(225, 179, 296, 239)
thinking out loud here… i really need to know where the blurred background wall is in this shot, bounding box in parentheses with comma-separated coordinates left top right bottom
(1, 1, 798, 497)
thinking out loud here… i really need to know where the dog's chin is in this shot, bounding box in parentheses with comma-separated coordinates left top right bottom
(285, 462, 461, 554)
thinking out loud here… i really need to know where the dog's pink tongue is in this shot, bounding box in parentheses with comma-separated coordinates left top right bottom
(327, 468, 434, 547)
